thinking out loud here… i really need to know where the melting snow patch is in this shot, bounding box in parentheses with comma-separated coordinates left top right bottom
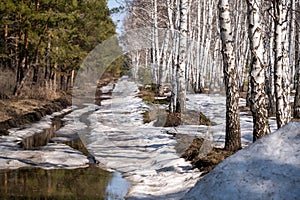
(184, 122, 300, 200)
(85, 79, 201, 199)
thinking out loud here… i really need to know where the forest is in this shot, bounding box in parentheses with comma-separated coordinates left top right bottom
(121, 0, 300, 150)
(0, 0, 116, 98)
(1, 0, 299, 153)
(0, 0, 299, 199)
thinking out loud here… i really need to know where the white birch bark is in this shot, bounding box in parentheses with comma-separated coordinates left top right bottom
(273, 0, 291, 128)
(151, 0, 159, 84)
(289, 0, 296, 85)
(176, 0, 188, 113)
(199, 0, 207, 92)
(218, 0, 241, 151)
(293, 1, 300, 118)
(195, 0, 203, 92)
(170, 0, 181, 113)
(247, 0, 270, 141)
(265, 3, 276, 115)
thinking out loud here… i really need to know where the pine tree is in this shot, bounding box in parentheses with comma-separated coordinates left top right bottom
(0, 0, 117, 97)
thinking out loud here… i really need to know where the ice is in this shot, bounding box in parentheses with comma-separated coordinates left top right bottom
(78, 78, 282, 199)
(101, 82, 115, 93)
(186, 93, 277, 147)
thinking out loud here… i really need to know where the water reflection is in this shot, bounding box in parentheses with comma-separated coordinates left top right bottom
(21, 117, 63, 150)
(0, 166, 112, 199)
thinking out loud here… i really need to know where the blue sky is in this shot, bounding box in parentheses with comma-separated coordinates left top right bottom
(107, 0, 126, 34)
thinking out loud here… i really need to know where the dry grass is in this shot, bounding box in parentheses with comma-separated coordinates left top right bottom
(0, 69, 15, 97)
(182, 137, 235, 175)
(20, 84, 59, 101)
(0, 99, 45, 122)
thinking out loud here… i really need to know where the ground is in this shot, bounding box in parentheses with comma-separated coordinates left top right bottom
(2, 77, 293, 199)
(0, 96, 71, 135)
(139, 84, 233, 175)
(182, 138, 235, 175)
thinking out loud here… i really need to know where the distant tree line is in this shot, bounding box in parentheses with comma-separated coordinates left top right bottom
(0, 0, 116, 98)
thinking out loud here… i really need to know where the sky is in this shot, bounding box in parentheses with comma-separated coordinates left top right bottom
(107, 0, 126, 34)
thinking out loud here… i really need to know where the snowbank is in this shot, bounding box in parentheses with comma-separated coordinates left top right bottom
(184, 122, 300, 199)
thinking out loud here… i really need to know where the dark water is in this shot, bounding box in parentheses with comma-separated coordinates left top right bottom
(21, 116, 64, 150)
(3, 111, 130, 199)
(0, 166, 112, 199)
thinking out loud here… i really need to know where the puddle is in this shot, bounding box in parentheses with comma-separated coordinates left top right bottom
(20, 116, 64, 150)
(0, 166, 112, 199)
(12, 109, 131, 199)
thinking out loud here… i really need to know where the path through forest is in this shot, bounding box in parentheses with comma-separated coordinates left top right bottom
(0, 77, 277, 199)
(80, 77, 277, 199)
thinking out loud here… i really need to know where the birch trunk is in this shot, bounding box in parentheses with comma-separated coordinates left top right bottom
(293, 1, 300, 118)
(176, 0, 188, 113)
(170, 0, 181, 113)
(265, 7, 276, 116)
(151, 0, 159, 84)
(218, 0, 241, 151)
(195, 0, 202, 92)
(273, 0, 291, 128)
(247, 0, 270, 141)
(289, 0, 296, 86)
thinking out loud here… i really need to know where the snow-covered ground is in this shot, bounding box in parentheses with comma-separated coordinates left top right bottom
(85, 78, 201, 199)
(0, 76, 295, 199)
(82, 78, 278, 199)
(186, 94, 277, 147)
(0, 109, 90, 169)
(184, 122, 300, 199)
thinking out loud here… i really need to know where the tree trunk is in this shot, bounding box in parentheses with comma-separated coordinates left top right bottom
(170, 0, 180, 113)
(218, 0, 241, 151)
(289, 0, 296, 86)
(294, 65, 300, 117)
(176, 0, 188, 114)
(273, 0, 291, 128)
(14, 29, 29, 96)
(151, 0, 159, 84)
(247, 0, 270, 141)
(293, 1, 300, 118)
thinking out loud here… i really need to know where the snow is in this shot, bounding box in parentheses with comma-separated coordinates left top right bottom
(81, 78, 282, 199)
(85, 78, 201, 199)
(184, 122, 300, 199)
(0, 76, 297, 199)
(0, 109, 90, 169)
(186, 94, 277, 147)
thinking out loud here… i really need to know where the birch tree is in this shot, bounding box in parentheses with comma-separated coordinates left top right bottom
(293, 1, 300, 118)
(176, 0, 189, 113)
(218, 0, 241, 151)
(246, 0, 270, 141)
(273, 0, 291, 128)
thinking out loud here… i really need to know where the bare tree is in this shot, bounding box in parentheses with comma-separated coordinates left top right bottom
(218, 0, 241, 151)
(176, 0, 189, 113)
(273, 0, 291, 128)
(246, 0, 270, 141)
(293, 0, 300, 118)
